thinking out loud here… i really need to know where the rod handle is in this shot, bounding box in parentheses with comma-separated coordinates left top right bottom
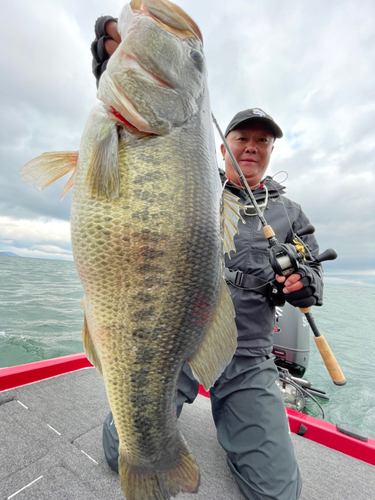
(313, 335, 346, 386)
(263, 225, 275, 239)
(299, 307, 311, 314)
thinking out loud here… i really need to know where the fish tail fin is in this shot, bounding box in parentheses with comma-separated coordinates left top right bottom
(20, 151, 78, 199)
(119, 444, 200, 500)
(188, 279, 237, 390)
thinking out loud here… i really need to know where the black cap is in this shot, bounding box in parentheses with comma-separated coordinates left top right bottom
(225, 108, 283, 139)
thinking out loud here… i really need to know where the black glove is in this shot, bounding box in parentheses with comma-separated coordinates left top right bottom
(283, 265, 323, 308)
(91, 16, 117, 87)
(268, 280, 286, 307)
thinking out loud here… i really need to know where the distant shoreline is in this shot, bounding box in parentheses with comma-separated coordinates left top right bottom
(0, 253, 73, 262)
(0, 254, 373, 287)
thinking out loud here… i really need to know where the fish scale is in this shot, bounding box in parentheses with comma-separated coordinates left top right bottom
(20, 1, 244, 498)
(72, 119, 222, 472)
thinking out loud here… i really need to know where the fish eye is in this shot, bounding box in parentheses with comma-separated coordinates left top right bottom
(190, 50, 204, 65)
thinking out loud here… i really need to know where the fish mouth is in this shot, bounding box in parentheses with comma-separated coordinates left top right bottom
(105, 52, 174, 134)
(129, 0, 203, 42)
(122, 53, 172, 89)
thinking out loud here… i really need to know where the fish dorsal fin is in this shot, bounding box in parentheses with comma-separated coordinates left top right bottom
(20, 151, 78, 197)
(86, 120, 120, 201)
(223, 190, 245, 259)
(188, 279, 237, 390)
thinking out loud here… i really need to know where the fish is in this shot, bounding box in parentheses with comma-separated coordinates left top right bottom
(20, 1, 244, 498)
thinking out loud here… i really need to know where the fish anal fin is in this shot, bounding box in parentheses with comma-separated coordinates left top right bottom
(86, 120, 120, 201)
(188, 279, 237, 390)
(222, 190, 245, 259)
(118, 438, 200, 500)
(20, 152, 78, 195)
(82, 310, 103, 376)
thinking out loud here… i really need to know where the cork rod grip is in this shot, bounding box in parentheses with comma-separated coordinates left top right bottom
(263, 225, 275, 239)
(314, 335, 346, 385)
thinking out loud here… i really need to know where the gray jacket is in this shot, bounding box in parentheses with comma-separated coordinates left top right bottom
(223, 174, 323, 356)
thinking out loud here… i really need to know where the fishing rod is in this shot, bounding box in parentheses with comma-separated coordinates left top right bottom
(212, 113, 346, 386)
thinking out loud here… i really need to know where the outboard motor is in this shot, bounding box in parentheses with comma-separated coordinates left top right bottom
(272, 302, 310, 378)
(273, 303, 328, 414)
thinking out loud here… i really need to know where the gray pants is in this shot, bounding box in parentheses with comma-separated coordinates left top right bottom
(103, 355, 302, 500)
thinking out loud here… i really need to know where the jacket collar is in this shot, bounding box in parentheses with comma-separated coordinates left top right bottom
(219, 170, 285, 202)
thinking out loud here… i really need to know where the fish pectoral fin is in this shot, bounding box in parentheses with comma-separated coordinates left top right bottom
(222, 190, 245, 259)
(86, 120, 120, 201)
(82, 311, 103, 376)
(188, 279, 237, 390)
(118, 438, 200, 499)
(20, 151, 78, 198)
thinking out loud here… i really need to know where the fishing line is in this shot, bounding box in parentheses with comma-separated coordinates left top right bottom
(268, 176, 315, 261)
(272, 170, 289, 184)
(268, 177, 295, 239)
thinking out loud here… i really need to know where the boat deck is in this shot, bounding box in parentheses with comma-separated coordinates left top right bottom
(1, 368, 374, 500)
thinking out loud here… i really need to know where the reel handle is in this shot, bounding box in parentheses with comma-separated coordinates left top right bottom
(295, 224, 315, 237)
(315, 248, 338, 263)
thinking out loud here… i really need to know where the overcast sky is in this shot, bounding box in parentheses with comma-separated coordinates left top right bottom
(0, 0, 374, 287)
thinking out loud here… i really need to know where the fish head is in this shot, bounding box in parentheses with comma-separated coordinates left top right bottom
(97, 0, 207, 135)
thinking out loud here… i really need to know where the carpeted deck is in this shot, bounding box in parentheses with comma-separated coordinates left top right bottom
(0, 368, 374, 499)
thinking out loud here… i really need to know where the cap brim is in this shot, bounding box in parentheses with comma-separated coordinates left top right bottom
(225, 117, 283, 139)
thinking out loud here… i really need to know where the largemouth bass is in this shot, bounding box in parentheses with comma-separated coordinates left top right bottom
(20, 1, 243, 498)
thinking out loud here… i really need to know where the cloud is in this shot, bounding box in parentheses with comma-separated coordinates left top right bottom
(0, 0, 374, 282)
(0, 216, 72, 260)
(325, 270, 375, 288)
(0, 216, 70, 244)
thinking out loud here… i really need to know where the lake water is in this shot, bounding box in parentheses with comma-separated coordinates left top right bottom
(0, 255, 374, 438)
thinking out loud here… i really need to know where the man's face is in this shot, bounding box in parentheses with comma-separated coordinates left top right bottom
(220, 122, 274, 189)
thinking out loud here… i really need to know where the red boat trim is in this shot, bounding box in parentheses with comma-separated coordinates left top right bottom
(1, 354, 374, 466)
(287, 408, 375, 466)
(0, 353, 92, 392)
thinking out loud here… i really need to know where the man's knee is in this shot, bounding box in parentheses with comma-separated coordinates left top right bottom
(227, 457, 302, 500)
(176, 363, 199, 417)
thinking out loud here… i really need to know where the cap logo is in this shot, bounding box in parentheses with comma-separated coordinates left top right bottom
(252, 108, 266, 117)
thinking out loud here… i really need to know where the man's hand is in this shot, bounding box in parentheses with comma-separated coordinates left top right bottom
(275, 267, 322, 308)
(91, 17, 121, 86)
(104, 21, 121, 55)
(275, 274, 303, 294)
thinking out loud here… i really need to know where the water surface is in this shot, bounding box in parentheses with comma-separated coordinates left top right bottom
(0, 255, 374, 437)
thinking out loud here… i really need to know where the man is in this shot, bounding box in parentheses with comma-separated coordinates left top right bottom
(92, 17, 323, 500)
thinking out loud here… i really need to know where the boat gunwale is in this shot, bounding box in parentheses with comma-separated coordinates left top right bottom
(1, 353, 374, 466)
